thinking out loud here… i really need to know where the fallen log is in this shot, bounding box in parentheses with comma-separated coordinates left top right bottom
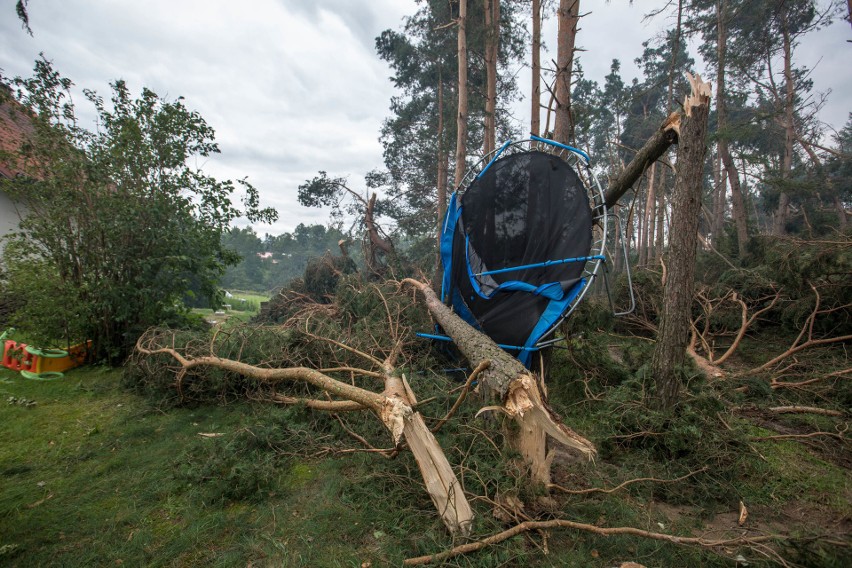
(403, 279, 596, 483)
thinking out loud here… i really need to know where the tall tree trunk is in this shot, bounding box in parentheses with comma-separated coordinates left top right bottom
(650, 0, 682, 263)
(717, 0, 749, 252)
(454, 0, 469, 189)
(710, 153, 728, 246)
(724, 147, 749, 254)
(553, 0, 579, 145)
(613, 211, 624, 273)
(655, 168, 665, 259)
(484, 0, 500, 156)
(649, 170, 658, 263)
(665, 0, 683, 113)
(773, 9, 795, 235)
(650, 74, 711, 410)
(717, 0, 748, 255)
(637, 179, 647, 266)
(436, 70, 448, 250)
(531, 0, 541, 137)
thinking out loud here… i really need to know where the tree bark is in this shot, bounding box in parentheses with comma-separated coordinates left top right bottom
(553, 0, 579, 145)
(604, 112, 680, 209)
(436, 70, 448, 242)
(530, 0, 541, 137)
(453, 0, 469, 189)
(383, 374, 474, 535)
(484, 0, 500, 157)
(650, 74, 711, 410)
(403, 279, 596, 485)
(711, 151, 724, 245)
(643, 164, 658, 265)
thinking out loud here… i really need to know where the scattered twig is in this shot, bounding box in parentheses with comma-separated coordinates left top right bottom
(431, 361, 489, 433)
(301, 319, 386, 369)
(548, 467, 708, 495)
(771, 367, 851, 389)
(714, 289, 780, 365)
(768, 406, 843, 417)
(26, 493, 54, 509)
(332, 413, 394, 456)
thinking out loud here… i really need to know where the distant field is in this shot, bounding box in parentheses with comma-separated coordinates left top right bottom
(223, 290, 271, 306)
(190, 290, 271, 325)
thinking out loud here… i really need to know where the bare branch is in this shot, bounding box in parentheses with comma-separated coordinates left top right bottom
(549, 467, 708, 495)
(767, 406, 843, 417)
(431, 361, 490, 433)
(404, 518, 782, 566)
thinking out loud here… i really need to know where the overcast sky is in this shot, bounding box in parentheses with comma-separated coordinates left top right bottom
(2, 0, 849, 236)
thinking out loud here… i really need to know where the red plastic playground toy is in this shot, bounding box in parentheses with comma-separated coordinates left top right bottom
(0, 329, 90, 380)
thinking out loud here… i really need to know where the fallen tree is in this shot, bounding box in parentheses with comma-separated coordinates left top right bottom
(604, 111, 680, 210)
(402, 278, 597, 486)
(135, 281, 474, 535)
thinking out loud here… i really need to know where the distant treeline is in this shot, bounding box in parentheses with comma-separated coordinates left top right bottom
(219, 224, 348, 292)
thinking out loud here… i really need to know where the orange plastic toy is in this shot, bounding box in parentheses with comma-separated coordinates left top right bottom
(1, 329, 90, 375)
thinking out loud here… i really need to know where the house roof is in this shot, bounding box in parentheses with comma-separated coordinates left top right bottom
(0, 88, 37, 180)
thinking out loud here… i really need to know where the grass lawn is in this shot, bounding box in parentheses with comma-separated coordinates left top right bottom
(1, 343, 849, 566)
(0, 365, 417, 567)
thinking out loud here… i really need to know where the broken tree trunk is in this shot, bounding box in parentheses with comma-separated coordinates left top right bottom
(650, 73, 712, 409)
(604, 112, 680, 210)
(365, 193, 394, 275)
(136, 335, 474, 536)
(381, 373, 474, 535)
(403, 279, 596, 486)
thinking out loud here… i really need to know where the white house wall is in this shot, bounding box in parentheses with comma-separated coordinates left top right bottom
(0, 191, 25, 257)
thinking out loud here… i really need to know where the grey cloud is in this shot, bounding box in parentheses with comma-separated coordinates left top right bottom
(281, 0, 381, 50)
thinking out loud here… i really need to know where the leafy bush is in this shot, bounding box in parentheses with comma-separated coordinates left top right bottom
(2, 59, 276, 362)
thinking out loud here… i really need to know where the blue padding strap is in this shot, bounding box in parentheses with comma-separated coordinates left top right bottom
(477, 140, 512, 179)
(517, 278, 586, 367)
(465, 235, 568, 302)
(477, 255, 605, 278)
(440, 192, 462, 303)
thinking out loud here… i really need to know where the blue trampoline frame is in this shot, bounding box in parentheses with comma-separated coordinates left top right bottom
(420, 135, 634, 367)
